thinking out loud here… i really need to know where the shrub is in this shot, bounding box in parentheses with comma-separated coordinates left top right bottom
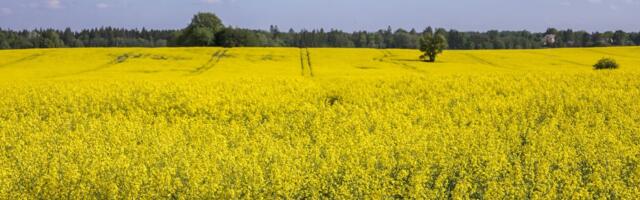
(593, 58, 619, 70)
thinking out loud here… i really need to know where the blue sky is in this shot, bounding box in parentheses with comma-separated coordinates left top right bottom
(0, 0, 639, 32)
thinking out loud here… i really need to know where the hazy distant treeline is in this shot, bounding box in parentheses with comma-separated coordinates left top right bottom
(1, 14, 639, 50)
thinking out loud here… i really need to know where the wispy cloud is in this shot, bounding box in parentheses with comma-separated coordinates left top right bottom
(202, 0, 237, 4)
(96, 3, 109, 9)
(0, 8, 12, 16)
(583, 0, 639, 10)
(202, 0, 222, 4)
(47, 0, 62, 9)
(584, 0, 638, 4)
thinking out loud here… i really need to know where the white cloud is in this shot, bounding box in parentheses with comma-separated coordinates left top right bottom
(202, 0, 222, 4)
(585, 0, 640, 5)
(47, 0, 62, 9)
(96, 3, 109, 9)
(202, 0, 237, 4)
(0, 8, 12, 16)
(584, 0, 640, 7)
(22, 2, 40, 8)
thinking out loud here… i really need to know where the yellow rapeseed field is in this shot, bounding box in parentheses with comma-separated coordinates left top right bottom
(1, 47, 639, 199)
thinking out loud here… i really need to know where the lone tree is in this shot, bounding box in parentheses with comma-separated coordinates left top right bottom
(179, 12, 224, 46)
(419, 32, 447, 62)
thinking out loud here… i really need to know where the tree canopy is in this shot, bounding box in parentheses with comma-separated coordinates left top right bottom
(178, 13, 224, 46)
(419, 32, 447, 62)
(1, 12, 639, 49)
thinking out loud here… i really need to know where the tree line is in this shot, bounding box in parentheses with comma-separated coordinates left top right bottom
(1, 12, 639, 50)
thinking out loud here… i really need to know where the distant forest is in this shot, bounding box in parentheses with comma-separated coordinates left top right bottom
(1, 13, 639, 50)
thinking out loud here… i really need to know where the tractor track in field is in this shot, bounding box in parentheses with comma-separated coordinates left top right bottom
(299, 49, 305, 76)
(462, 53, 517, 71)
(306, 48, 314, 77)
(45, 52, 136, 79)
(582, 48, 639, 59)
(0, 53, 43, 68)
(525, 51, 586, 66)
(190, 49, 228, 75)
(299, 48, 314, 77)
(377, 50, 426, 74)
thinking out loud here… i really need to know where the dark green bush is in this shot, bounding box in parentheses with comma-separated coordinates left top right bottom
(593, 58, 619, 70)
